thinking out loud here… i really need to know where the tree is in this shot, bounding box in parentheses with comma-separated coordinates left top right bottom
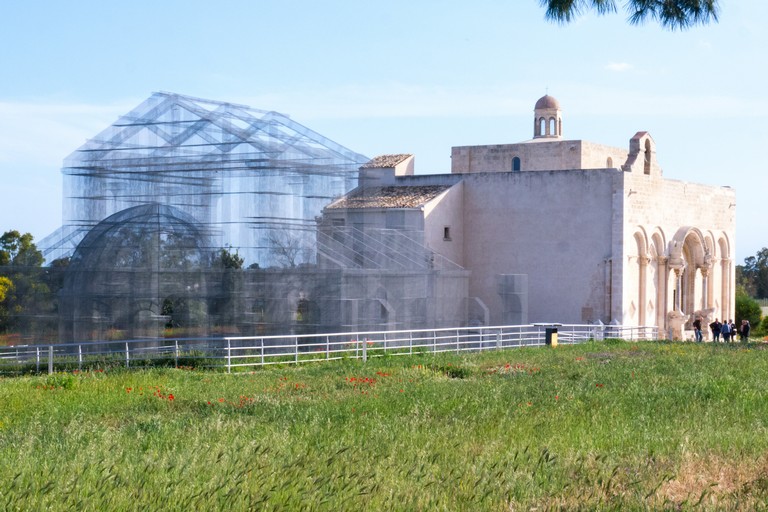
(540, 0, 720, 30)
(267, 230, 310, 268)
(0, 231, 47, 333)
(0, 276, 13, 329)
(0, 230, 43, 267)
(217, 247, 244, 270)
(737, 247, 768, 299)
(735, 285, 762, 330)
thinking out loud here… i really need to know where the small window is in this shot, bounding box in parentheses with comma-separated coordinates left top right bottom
(512, 157, 521, 172)
(644, 139, 652, 175)
(606, 157, 613, 168)
(443, 226, 451, 241)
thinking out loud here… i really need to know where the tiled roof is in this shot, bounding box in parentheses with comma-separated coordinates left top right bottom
(326, 185, 450, 209)
(360, 154, 412, 169)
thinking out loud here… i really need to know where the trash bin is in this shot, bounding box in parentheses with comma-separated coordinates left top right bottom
(545, 327, 558, 347)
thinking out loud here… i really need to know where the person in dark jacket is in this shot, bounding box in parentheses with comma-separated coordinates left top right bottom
(740, 320, 751, 342)
(692, 317, 703, 342)
(709, 319, 722, 342)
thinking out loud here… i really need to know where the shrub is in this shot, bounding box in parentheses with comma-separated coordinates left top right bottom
(735, 290, 762, 328)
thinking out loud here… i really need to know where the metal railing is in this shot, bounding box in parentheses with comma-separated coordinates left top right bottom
(0, 324, 659, 375)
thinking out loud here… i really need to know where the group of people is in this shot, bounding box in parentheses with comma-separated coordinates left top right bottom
(692, 317, 750, 342)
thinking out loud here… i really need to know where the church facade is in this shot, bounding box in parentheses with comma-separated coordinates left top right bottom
(321, 95, 736, 338)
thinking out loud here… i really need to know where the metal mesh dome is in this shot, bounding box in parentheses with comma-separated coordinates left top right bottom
(59, 204, 211, 341)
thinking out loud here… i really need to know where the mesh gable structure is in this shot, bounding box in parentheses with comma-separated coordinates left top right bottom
(38, 92, 370, 341)
(43, 91, 367, 266)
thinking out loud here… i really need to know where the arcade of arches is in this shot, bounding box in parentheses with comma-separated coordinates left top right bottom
(631, 226, 732, 339)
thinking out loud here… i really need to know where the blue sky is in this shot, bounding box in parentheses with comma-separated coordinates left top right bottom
(1, 1, 766, 262)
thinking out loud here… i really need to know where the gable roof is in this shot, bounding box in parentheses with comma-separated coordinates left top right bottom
(326, 185, 450, 209)
(360, 154, 412, 169)
(65, 91, 369, 172)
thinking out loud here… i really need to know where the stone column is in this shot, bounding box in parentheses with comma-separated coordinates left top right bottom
(657, 256, 668, 329)
(721, 257, 731, 320)
(674, 267, 683, 312)
(699, 266, 710, 311)
(667, 263, 686, 340)
(638, 256, 649, 326)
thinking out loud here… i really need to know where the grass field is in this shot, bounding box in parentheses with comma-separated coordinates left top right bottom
(2, 339, 768, 510)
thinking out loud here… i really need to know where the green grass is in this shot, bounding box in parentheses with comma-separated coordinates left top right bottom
(2, 340, 768, 510)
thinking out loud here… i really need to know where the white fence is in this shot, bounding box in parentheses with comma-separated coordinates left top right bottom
(0, 324, 659, 375)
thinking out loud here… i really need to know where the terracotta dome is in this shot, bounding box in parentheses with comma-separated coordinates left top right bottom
(534, 94, 560, 110)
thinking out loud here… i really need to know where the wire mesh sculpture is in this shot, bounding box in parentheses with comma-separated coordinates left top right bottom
(30, 92, 469, 343)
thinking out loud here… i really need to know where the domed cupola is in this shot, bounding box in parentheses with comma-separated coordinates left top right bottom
(533, 94, 562, 139)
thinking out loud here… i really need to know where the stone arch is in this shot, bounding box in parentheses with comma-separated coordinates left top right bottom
(718, 233, 733, 321)
(650, 229, 668, 329)
(668, 226, 711, 326)
(633, 229, 650, 325)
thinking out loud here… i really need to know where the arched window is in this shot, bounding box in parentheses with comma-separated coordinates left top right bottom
(549, 117, 556, 136)
(606, 157, 613, 168)
(512, 157, 521, 172)
(644, 139, 652, 175)
(538, 117, 546, 136)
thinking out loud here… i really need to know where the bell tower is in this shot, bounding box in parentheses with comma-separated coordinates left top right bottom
(533, 94, 562, 139)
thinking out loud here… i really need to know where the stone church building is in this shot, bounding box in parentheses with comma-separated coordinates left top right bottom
(320, 95, 736, 338)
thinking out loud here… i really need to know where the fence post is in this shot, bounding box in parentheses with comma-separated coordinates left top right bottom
(174, 340, 179, 368)
(36, 347, 40, 373)
(496, 330, 502, 350)
(78, 345, 82, 371)
(125, 342, 129, 369)
(294, 337, 299, 364)
(260, 338, 264, 366)
(48, 345, 53, 374)
(409, 331, 413, 355)
(456, 329, 460, 353)
(326, 335, 330, 360)
(226, 338, 231, 374)
(362, 338, 367, 362)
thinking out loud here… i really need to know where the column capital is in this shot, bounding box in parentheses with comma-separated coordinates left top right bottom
(668, 256, 685, 270)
